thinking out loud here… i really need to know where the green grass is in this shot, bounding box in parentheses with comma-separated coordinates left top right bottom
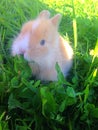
(0, 0, 98, 130)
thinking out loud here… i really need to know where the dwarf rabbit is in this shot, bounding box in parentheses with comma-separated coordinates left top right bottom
(11, 10, 73, 81)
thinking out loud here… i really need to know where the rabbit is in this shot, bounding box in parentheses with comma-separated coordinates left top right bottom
(11, 10, 73, 81)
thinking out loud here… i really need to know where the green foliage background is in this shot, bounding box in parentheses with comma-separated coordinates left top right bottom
(0, 0, 98, 130)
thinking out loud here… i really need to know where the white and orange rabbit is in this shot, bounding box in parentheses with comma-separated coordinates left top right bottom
(11, 10, 73, 81)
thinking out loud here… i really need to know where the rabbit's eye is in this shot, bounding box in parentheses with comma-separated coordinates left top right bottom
(40, 39, 45, 46)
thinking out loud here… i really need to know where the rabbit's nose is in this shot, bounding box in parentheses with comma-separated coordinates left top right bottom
(19, 49, 26, 55)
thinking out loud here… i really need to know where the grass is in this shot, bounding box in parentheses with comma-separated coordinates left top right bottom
(0, 0, 98, 130)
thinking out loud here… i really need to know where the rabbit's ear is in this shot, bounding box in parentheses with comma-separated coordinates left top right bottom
(50, 14, 62, 27)
(39, 10, 50, 19)
(11, 33, 29, 56)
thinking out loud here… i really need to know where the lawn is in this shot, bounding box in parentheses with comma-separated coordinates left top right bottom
(0, 0, 98, 130)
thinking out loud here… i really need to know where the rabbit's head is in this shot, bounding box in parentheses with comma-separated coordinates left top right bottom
(12, 10, 62, 62)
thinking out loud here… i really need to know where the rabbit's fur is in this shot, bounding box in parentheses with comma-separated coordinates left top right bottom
(11, 10, 73, 81)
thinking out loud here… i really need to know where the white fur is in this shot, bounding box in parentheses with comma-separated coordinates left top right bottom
(64, 41, 73, 60)
(12, 33, 29, 56)
(32, 20, 39, 30)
